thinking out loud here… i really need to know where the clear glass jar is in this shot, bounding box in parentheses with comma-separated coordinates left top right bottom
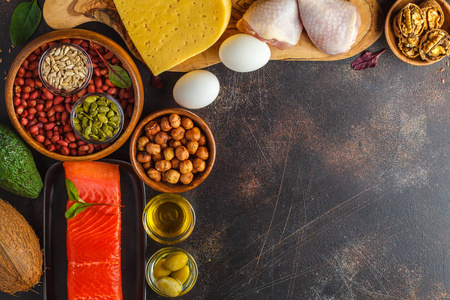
(146, 247, 198, 297)
(70, 93, 124, 145)
(142, 193, 195, 245)
(38, 43, 92, 96)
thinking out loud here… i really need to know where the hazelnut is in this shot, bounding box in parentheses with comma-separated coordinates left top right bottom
(179, 160, 193, 174)
(155, 131, 169, 145)
(160, 117, 172, 132)
(196, 146, 209, 160)
(186, 127, 201, 141)
(152, 153, 163, 162)
(171, 158, 181, 169)
(198, 134, 207, 146)
(142, 161, 152, 170)
(163, 147, 175, 161)
(186, 141, 199, 155)
(171, 127, 185, 141)
(180, 172, 194, 185)
(180, 137, 188, 145)
(193, 158, 206, 172)
(145, 143, 161, 155)
(181, 117, 194, 130)
(160, 142, 168, 150)
(137, 152, 152, 163)
(165, 169, 180, 184)
(175, 146, 190, 161)
(147, 168, 161, 182)
(155, 160, 171, 172)
(169, 114, 181, 128)
(146, 133, 155, 142)
(137, 136, 150, 151)
(170, 139, 182, 148)
(145, 120, 160, 135)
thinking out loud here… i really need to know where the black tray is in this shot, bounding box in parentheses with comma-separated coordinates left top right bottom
(43, 159, 146, 300)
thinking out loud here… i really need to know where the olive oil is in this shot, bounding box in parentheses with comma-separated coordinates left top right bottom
(143, 194, 195, 244)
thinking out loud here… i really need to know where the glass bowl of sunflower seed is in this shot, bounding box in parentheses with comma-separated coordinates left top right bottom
(70, 93, 124, 145)
(39, 43, 93, 96)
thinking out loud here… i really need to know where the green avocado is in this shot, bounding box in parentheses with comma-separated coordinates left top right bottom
(0, 124, 43, 198)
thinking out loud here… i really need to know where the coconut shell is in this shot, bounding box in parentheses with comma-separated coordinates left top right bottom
(0, 199, 43, 294)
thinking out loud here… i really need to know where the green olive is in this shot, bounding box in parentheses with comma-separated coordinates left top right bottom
(171, 265, 189, 284)
(164, 252, 188, 271)
(155, 277, 182, 297)
(153, 259, 172, 279)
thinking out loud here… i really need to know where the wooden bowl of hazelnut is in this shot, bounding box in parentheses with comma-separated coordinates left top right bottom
(130, 108, 216, 193)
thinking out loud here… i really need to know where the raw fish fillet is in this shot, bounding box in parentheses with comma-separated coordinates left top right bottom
(298, 0, 361, 55)
(237, 0, 303, 49)
(64, 161, 122, 300)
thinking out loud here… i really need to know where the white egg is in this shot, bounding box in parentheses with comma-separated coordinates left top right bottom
(219, 34, 271, 72)
(173, 70, 220, 109)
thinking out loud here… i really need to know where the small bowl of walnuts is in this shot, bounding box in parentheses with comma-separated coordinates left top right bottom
(130, 108, 216, 193)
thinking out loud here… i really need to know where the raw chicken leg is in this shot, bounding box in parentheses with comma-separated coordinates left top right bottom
(298, 0, 361, 55)
(237, 0, 303, 50)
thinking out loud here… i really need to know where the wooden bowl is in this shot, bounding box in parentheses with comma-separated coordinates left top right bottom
(130, 108, 216, 193)
(385, 0, 450, 65)
(5, 29, 144, 161)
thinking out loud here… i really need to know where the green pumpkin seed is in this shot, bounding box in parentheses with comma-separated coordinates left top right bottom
(98, 106, 110, 113)
(72, 117, 80, 124)
(74, 123, 82, 132)
(113, 127, 119, 134)
(93, 120, 102, 128)
(91, 127, 98, 135)
(110, 115, 120, 123)
(82, 117, 89, 127)
(98, 114, 108, 123)
(90, 102, 98, 110)
(84, 127, 91, 136)
(107, 110, 115, 118)
(97, 100, 107, 106)
(75, 106, 83, 114)
(110, 103, 118, 113)
(98, 128, 106, 138)
(90, 135, 99, 140)
(106, 130, 113, 138)
(108, 121, 118, 128)
(90, 110, 98, 117)
(84, 96, 98, 103)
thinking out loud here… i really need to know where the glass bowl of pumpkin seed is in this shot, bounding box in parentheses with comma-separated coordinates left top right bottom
(70, 93, 124, 145)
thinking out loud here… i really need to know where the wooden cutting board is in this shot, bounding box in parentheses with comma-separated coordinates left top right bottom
(43, 0, 384, 72)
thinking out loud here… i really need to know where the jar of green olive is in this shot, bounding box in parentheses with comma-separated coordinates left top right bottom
(146, 247, 198, 297)
(70, 93, 124, 144)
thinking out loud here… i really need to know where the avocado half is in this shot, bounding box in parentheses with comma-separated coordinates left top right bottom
(0, 124, 43, 199)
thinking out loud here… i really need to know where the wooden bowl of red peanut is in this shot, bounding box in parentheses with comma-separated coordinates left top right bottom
(5, 29, 144, 161)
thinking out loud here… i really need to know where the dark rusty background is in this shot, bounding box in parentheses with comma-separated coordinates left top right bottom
(0, 1, 449, 299)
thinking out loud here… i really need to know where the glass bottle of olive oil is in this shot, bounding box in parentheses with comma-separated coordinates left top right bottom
(143, 194, 195, 244)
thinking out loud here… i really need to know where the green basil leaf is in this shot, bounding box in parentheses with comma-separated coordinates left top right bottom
(65, 179, 80, 202)
(107, 63, 132, 89)
(10, 0, 42, 46)
(65, 202, 95, 219)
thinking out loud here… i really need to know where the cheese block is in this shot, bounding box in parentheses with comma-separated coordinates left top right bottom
(113, 0, 232, 75)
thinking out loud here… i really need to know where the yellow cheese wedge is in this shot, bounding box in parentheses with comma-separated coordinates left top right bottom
(113, 0, 232, 75)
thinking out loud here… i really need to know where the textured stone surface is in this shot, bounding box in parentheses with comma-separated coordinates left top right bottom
(0, 0, 449, 299)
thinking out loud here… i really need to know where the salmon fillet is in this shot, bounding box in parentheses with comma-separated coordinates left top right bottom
(64, 161, 122, 300)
